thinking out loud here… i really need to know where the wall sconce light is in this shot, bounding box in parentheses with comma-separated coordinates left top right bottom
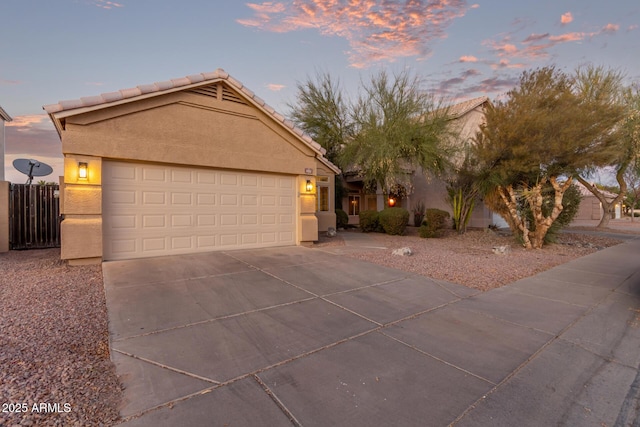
(388, 197, 396, 207)
(78, 162, 88, 180)
(306, 179, 313, 193)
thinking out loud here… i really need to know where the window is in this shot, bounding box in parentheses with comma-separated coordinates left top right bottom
(348, 195, 360, 216)
(317, 176, 330, 212)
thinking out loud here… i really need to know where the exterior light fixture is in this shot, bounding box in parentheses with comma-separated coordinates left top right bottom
(388, 197, 396, 207)
(78, 162, 88, 180)
(306, 179, 313, 192)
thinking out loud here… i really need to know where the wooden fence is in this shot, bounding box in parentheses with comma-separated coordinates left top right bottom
(9, 184, 60, 250)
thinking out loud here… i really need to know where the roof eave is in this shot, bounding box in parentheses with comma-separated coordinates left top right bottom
(42, 70, 340, 174)
(0, 106, 12, 122)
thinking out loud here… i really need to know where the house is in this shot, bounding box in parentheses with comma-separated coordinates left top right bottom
(573, 181, 621, 221)
(44, 69, 339, 264)
(341, 96, 507, 228)
(0, 105, 12, 253)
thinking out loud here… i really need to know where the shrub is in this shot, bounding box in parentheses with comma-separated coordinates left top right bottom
(419, 208, 450, 238)
(359, 210, 380, 232)
(378, 207, 410, 235)
(335, 209, 349, 229)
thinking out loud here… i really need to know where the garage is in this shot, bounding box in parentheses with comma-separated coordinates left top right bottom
(103, 161, 296, 260)
(44, 69, 339, 264)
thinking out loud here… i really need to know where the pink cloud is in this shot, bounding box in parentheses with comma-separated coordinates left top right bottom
(601, 23, 619, 34)
(548, 32, 585, 42)
(522, 33, 550, 43)
(490, 59, 526, 70)
(238, 0, 472, 67)
(561, 12, 573, 25)
(5, 114, 50, 129)
(4, 116, 61, 163)
(459, 55, 478, 63)
(93, 0, 123, 9)
(266, 83, 285, 91)
(1, 79, 21, 85)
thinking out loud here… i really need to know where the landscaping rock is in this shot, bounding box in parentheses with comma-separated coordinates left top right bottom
(492, 245, 511, 255)
(326, 227, 337, 237)
(392, 247, 413, 256)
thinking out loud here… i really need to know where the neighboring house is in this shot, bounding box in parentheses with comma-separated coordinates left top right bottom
(573, 181, 620, 221)
(44, 69, 339, 264)
(341, 96, 507, 228)
(0, 105, 12, 181)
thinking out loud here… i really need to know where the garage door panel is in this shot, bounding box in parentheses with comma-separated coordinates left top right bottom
(103, 161, 297, 260)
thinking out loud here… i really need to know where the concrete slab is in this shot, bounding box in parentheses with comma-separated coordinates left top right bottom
(102, 251, 254, 288)
(266, 257, 408, 296)
(258, 332, 493, 427)
(225, 245, 336, 269)
(112, 352, 215, 418)
(326, 276, 464, 325)
(106, 270, 314, 340)
(616, 269, 640, 297)
(561, 292, 640, 368)
(533, 266, 628, 290)
(113, 298, 377, 383)
(508, 276, 612, 307)
(554, 246, 640, 278)
(453, 286, 588, 334)
(456, 340, 639, 427)
(116, 377, 294, 427)
(383, 306, 553, 384)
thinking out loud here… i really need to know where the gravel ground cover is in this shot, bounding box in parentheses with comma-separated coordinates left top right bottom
(0, 249, 121, 427)
(0, 228, 633, 426)
(316, 227, 627, 291)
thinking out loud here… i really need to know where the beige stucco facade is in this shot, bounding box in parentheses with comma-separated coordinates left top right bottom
(47, 72, 339, 264)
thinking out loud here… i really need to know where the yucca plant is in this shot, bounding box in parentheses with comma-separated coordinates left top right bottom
(448, 186, 477, 234)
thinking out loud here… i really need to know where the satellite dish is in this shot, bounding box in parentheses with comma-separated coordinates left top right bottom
(13, 158, 53, 185)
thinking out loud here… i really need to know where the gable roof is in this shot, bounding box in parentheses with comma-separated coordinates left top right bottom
(0, 105, 11, 122)
(447, 96, 490, 120)
(43, 69, 340, 174)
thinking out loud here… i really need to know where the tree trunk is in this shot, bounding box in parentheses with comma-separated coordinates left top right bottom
(528, 177, 572, 249)
(576, 173, 627, 229)
(497, 178, 571, 249)
(497, 185, 532, 248)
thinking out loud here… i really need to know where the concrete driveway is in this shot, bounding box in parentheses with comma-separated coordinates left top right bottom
(103, 239, 640, 426)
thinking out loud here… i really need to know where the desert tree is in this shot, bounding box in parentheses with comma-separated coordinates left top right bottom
(476, 66, 625, 248)
(339, 69, 454, 203)
(571, 66, 634, 228)
(287, 70, 351, 165)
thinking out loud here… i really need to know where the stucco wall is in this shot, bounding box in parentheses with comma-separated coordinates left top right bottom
(62, 89, 318, 175)
(315, 165, 337, 232)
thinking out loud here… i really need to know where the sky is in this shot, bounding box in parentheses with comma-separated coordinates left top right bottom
(1, 0, 638, 183)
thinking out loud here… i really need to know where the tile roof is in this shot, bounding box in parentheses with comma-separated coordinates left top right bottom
(43, 69, 340, 173)
(0, 105, 11, 122)
(447, 96, 489, 119)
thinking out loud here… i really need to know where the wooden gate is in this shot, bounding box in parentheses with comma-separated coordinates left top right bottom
(9, 184, 61, 250)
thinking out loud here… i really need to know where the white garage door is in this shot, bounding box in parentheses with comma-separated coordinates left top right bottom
(102, 161, 297, 260)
